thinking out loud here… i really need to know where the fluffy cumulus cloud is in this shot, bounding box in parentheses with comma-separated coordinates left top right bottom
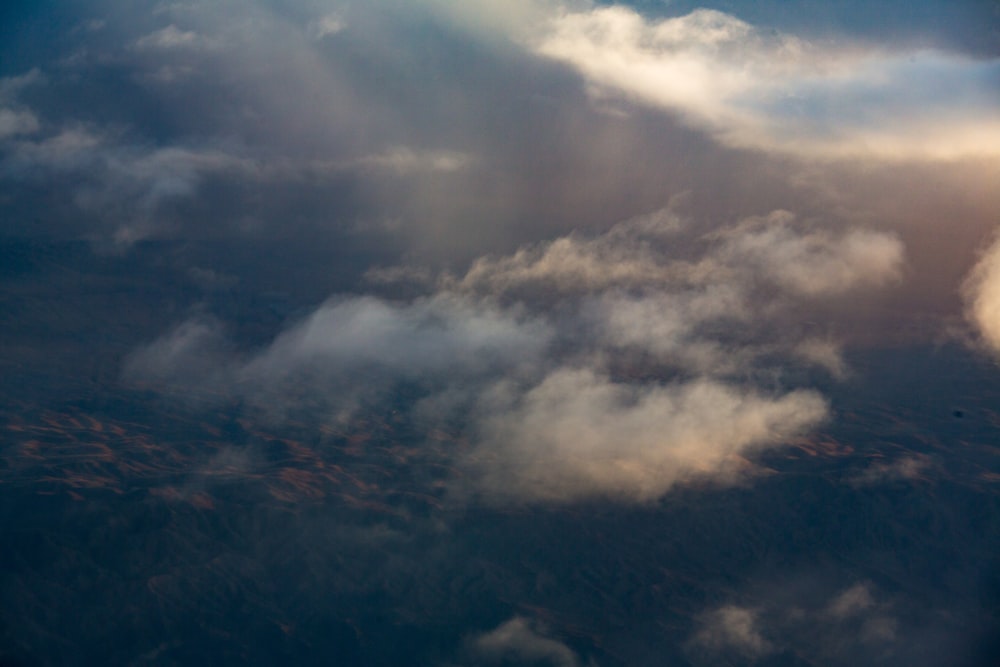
(468, 369, 827, 503)
(447, 205, 902, 374)
(533, 6, 1000, 159)
(709, 211, 905, 296)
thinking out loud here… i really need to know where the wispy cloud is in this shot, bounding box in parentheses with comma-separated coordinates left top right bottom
(963, 232, 1000, 356)
(690, 581, 900, 665)
(691, 605, 773, 659)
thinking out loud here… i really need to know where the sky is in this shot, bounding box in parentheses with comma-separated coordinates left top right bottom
(1, 1, 1000, 665)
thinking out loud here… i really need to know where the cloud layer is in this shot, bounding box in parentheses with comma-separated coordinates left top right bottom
(128, 203, 902, 504)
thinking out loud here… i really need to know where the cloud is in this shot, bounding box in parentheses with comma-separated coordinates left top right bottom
(308, 13, 346, 40)
(357, 147, 471, 173)
(588, 287, 750, 374)
(709, 211, 905, 296)
(85, 2, 915, 507)
(126, 294, 553, 419)
(849, 455, 930, 486)
(690, 581, 899, 665)
(467, 616, 583, 667)
(794, 339, 850, 378)
(239, 294, 550, 382)
(123, 317, 233, 394)
(963, 232, 1000, 355)
(453, 205, 902, 303)
(125, 199, 904, 503)
(133, 24, 204, 50)
(1, 121, 263, 245)
(467, 368, 827, 503)
(0, 68, 44, 101)
(533, 6, 1000, 159)
(0, 109, 39, 139)
(445, 206, 902, 375)
(452, 202, 690, 298)
(691, 605, 773, 658)
(0, 70, 44, 140)
(826, 583, 876, 619)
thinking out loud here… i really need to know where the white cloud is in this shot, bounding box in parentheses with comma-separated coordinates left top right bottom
(309, 13, 346, 40)
(692, 605, 773, 658)
(794, 339, 850, 378)
(240, 294, 550, 381)
(963, 232, 1000, 355)
(468, 616, 582, 667)
(126, 199, 905, 504)
(588, 287, 750, 373)
(454, 206, 902, 302)
(710, 211, 905, 296)
(468, 368, 827, 503)
(357, 147, 471, 173)
(691, 581, 899, 665)
(134, 24, 203, 50)
(826, 583, 876, 619)
(849, 455, 930, 486)
(0, 109, 40, 139)
(454, 202, 688, 296)
(127, 294, 553, 420)
(534, 6, 1000, 159)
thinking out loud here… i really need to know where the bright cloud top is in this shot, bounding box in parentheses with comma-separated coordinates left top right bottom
(535, 6, 1000, 160)
(470, 369, 827, 503)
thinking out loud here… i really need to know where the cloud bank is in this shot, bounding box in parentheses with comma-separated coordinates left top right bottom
(127, 203, 903, 504)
